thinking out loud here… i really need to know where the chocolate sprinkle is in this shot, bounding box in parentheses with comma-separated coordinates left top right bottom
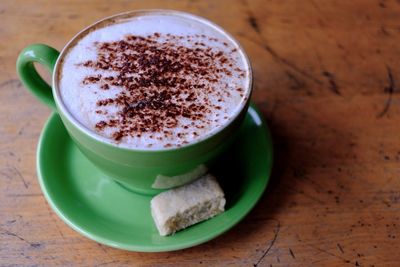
(78, 33, 245, 144)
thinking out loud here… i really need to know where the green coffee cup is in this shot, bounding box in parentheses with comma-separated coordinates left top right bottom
(16, 10, 252, 195)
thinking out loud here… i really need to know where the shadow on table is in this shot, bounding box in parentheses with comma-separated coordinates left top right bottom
(191, 97, 355, 251)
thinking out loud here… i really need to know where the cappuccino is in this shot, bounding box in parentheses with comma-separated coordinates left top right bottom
(58, 11, 250, 149)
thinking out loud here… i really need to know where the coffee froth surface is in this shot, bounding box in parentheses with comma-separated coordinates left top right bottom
(59, 12, 250, 149)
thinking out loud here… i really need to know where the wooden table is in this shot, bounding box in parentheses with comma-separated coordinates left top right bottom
(1, 0, 399, 266)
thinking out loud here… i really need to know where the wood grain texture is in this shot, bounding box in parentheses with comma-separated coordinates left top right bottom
(1, 0, 400, 266)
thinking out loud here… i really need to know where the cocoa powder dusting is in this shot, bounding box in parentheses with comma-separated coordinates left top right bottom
(79, 33, 244, 145)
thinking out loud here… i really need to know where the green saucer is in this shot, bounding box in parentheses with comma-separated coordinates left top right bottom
(37, 105, 273, 252)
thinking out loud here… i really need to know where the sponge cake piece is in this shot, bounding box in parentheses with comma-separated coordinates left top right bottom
(151, 174, 226, 236)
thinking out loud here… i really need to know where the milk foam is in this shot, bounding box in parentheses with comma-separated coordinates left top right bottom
(59, 12, 250, 149)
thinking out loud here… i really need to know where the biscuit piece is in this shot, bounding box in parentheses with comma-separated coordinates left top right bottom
(151, 174, 226, 236)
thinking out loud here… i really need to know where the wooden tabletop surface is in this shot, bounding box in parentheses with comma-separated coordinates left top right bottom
(1, 0, 400, 266)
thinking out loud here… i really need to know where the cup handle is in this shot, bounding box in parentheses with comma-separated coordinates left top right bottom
(16, 44, 60, 111)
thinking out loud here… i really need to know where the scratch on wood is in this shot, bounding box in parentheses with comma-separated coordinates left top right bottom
(377, 66, 396, 118)
(337, 243, 344, 254)
(287, 186, 325, 205)
(0, 170, 12, 180)
(97, 243, 110, 254)
(309, 0, 323, 13)
(309, 0, 330, 29)
(12, 166, 29, 189)
(286, 71, 307, 91)
(253, 219, 281, 267)
(248, 16, 261, 33)
(0, 79, 22, 89)
(30, 243, 42, 248)
(300, 175, 325, 193)
(68, 14, 79, 20)
(2, 229, 27, 242)
(240, 0, 323, 85)
(261, 41, 323, 85)
(94, 260, 120, 267)
(303, 242, 352, 265)
(6, 193, 41, 198)
(322, 71, 341, 95)
(380, 26, 389, 36)
(0, 166, 29, 188)
(289, 248, 296, 259)
(1, 227, 41, 248)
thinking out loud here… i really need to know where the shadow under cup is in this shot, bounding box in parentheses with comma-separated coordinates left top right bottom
(16, 10, 253, 195)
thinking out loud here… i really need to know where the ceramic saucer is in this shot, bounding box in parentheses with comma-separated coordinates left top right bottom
(37, 104, 273, 252)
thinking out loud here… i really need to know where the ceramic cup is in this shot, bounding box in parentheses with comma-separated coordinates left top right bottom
(16, 10, 252, 195)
